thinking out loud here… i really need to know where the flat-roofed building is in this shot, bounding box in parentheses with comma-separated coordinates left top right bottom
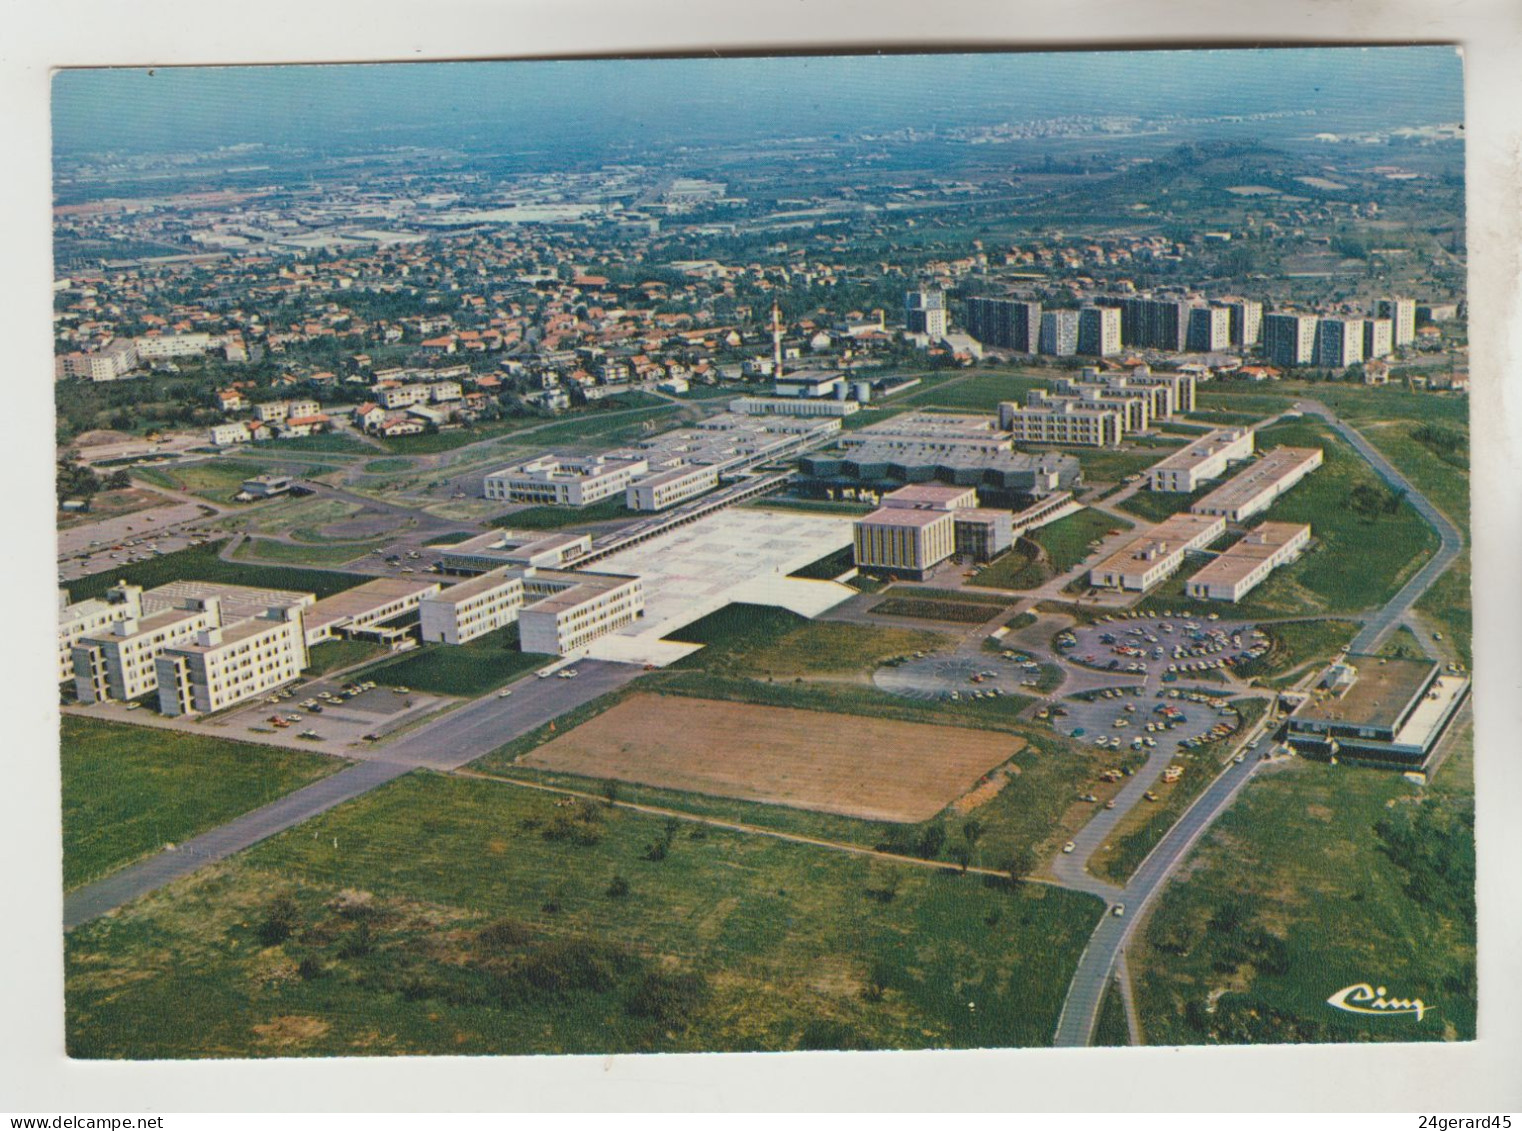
(904, 290, 947, 338)
(1263, 312, 1319, 367)
(73, 597, 224, 704)
(965, 296, 1041, 353)
(1220, 298, 1263, 347)
(58, 583, 143, 682)
(209, 422, 252, 446)
(1363, 317, 1394, 360)
(773, 369, 846, 399)
(953, 508, 1014, 562)
(1375, 297, 1417, 346)
(155, 606, 308, 717)
(1077, 305, 1122, 357)
(1148, 427, 1256, 492)
(138, 580, 315, 625)
(800, 445, 1079, 498)
(484, 454, 650, 506)
(879, 484, 980, 512)
(853, 506, 957, 580)
(839, 412, 1008, 452)
(419, 569, 526, 645)
(517, 569, 645, 655)
(439, 530, 592, 575)
(1038, 309, 1079, 356)
(1187, 306, 1232, 353)
(1313, 317, 1366, 369)
(1184, 521, 1310, 602)
(729, 396, 859, 418)
(1287, 653, 1470, 769)
(301, 577, 444, 646)
(1189, 446, 1324, 521)
(240, 474, 294, 498)
(626, 464, 720, 511)
(998, 398, 1124, 448)
(1034, 385, 1150, 433)
(1088, 513, 1226, 591)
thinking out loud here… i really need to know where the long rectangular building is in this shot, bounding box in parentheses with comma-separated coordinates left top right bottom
(1287, 653, 1470, 769)
(419, 569, 526, 645)
(517, 568, 645, 656)
(1184, 521, 1311, 602)
(484, 454, 650, 506)
(301, 577, 444, 646)
(155, 607, 309, 717)
(1088, 513, 1226, 591)
(58, 584, 143, 682)
(73, 597, 225, 704)
(1189, 446, 1324, 522)
(998, 398, 1124, 448)
(1148, 427, 1256, 492)
(439, 530, 592, 575)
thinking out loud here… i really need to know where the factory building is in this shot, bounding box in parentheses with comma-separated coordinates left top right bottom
(728, 396, 859, 418)
(1184, 522, 1311, 602)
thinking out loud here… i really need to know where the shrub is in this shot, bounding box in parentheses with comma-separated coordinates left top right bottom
(606, 875, 631, 899)
(625, 970, 708, 1027)
(255, 895, 301, 947)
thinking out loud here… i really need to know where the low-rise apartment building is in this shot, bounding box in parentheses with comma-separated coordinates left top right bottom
(1189, 446, 1324, 522)
(1184, 521, 1311, 602)
(997, 398, 1125, 448)
(1148, 428, 1256, 492)
(1088, 513, 1226, 591)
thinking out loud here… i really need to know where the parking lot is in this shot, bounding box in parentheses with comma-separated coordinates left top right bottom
(209, 675, 454, 750)
(1055, 613, 1267, 680)
(1038, 683, 1248, 760)
(873, 646, 1048, 702)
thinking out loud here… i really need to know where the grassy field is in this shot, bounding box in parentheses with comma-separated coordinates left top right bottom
(489, 497, 631, 530)
(60, 717, 347, 890)
(1030, 508, 1133, 574)
(1088, 699, 1268, 886)
(363, 458, 415, 474)
(1077, 447, 1178, 484)
(1415, 550, 1472, 668)
(1118, 488, 1207, 523)
(64, 541, 369, 602)
(1232, 620, 1360, 686)
(668, 603, 948, 679)
(233, 538, 381, 567)
(967, 539, 1049, 591)
(257, 433, 376, 455)
(871, 598, 1001, 623)
(362, 624, 546, 696)
(65, 771, 1105, 1057)
(898, 372, 1048, 412)
(423, 531, 483, 546)
(1131, 722, 1475, 1045)
(514, 405, 682, 448)
(1135, 421, 1439, 619)
(1093, 979, 1130, 1047)
(304, 639, 388, 678)
(135, 460, 274, 502)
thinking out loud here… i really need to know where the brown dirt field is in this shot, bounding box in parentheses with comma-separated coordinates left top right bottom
(520, 694, 1025, 823)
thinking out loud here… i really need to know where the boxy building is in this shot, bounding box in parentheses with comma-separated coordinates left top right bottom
(1184, 522, 1310, 602)
(419, 569, 527, 645)
(155, 607, 309, 717)
(1189, 446, 1324, 522)
(1286, 654, 1470, 769)
(1148, 428, 1256, 492)
(1088, 513, 1226, 591)
(517, 569, 645, 656)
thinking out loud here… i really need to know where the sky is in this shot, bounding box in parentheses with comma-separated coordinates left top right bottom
(52, 47, 1464, 157)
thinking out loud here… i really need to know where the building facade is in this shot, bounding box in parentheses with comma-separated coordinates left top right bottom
(1077, 305, 1122, 357)
(1262, 312, 1319, 367)
(155, 607, 309, 717)
(1189, 446, 1324, 522)
(965, 296, 1041, 353)
(419, 570, 526, 645)
(1088, 513, 1226, 591)
(1184, 521, 1311, 602)
(1313, 318, 1366, 369)
(1038, 309, 1079, 356)
(1148, 428, 1256, 492)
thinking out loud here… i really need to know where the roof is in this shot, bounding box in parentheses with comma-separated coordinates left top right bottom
(857, 506, 953, 529)
(426, 569, 524, 606)
(1150, 427, 1255, 473)
(1190, 446, 1322, 513)
(1187, 522, 1309, 587)
(1297, 654, 1438, 730)
(303, 577, 443, 632)
(1093, 513, 1223, 575)
(881, 484, 978, 509)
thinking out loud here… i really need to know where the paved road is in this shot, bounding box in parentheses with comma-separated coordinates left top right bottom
(1298, 400, 1465, 653)
(63, 660, 644, 929)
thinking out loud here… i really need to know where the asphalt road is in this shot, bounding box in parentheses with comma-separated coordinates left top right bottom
(63, 659, 644, 930)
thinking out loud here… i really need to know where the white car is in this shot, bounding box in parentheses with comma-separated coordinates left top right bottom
(497, 688, 513, 698)
(1063, 841, 1076, 854)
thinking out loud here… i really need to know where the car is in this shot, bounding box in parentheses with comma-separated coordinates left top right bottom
(285, 714, 303, 722)
(1062, 841, 1076, 854)
(125, 701, 141, 711)
(394, 686, 410, 694)
(1112, 904, 1126, 917)
(1105, 800, 1117, 810)
(1234, 752, 1246, 764)
(309, 704, 323, 713)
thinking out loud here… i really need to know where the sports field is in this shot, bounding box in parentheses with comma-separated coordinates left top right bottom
(519, 694, 1024, 823)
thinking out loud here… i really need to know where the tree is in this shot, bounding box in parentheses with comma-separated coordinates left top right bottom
(1002, 847, 1037, 888)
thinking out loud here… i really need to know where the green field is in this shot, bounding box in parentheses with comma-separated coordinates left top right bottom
(363, 458, 415, 474)
(304, 639, 388, 678)
(257, 433, 376, 455)
(135, 460, 274, 503)
(966, 539, 1050, 591)
(1093, 979, 1130, 1047)
(1118, 488, 1206, 523)
(489, 497, 631, 531)
(1029, 508, 1133, 574)
(423, 530, 483, 546)
(513, 405, 682, 448)
(362, 624, 546, 696)
(871, 597, 1001, 623)
(65, 771, 1105, 1057)
(60, 717, 347, 891)
(668, 603, 949, 678)
(1077, 447, 1177, 484)
(899, 372, 1048, 412)
(64, 541, 369, 602)
(233, 538, 381, 567)
(1131, 724, 1475, 1045)
(1088, 699, 1268, 885)
(1135, 421, 1439, 619)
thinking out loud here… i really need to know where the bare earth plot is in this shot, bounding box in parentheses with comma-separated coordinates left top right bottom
(520, 693, 1025, 823)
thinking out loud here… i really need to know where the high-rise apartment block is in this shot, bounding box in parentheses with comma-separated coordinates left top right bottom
(1375, 297, 1417, 347)
(1313, 318, 1365, 369)
(965, 296, 1041, 353)
(1187, 306, 1231, 353)
(1077, 305, 1122, 357)
(1221, 298, 1263, 347)
(1038, 309, 1079, 356)
(905, 290, 947, 338)
(1262, 312, 1319, 367)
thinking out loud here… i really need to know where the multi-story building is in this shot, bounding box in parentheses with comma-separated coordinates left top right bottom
(155, 606, 308, 717)
(73, 597, 224, 704)
(254, 399, 321, 423)
(728, 396, 859, 418)
(1037, 309, 1079, 356)
(965, 296, 1041, 353)
(998, 398, 1124, 448)
(440, 529, 593, 575)
(1220, 298, 1263, 348)
(773, 370, 847, 399)
(626, 464, 720, 511)
(904, 290, 948, 338)
(1187, 306, 1231, 353)
(1262, 312, 1319, 367)
(484, 454, 651, 506)
(1375, 297, 1417, 347)
(952, 508, 1015, 563)
(58, 583, 143, 682)
(1148, 428, 1256, 492)
(301, 577, 445, 647)
(377, 384, 434, 410)
(1189, 446, 1324, 522)
(1088, 513, 1226, 591)
(209, 421, 252, 446)
(1077, 305, 1122, 357)
(60, 339, 139, 382)
(517, 569, 646, 655)
(134, 332, 216, 360)
(1363, 317, 1394, 360)
(1184, 522, 1311, 603)
(1043, 382, 1151, 433)
(419, 569, 527, 645)
(853, 505, 957, 580)
(1118, 297, 1190, 352)
(1313, 317, 1365, 369)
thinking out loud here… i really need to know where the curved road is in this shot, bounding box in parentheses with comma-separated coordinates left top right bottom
(1052, 399, 1467, 1047)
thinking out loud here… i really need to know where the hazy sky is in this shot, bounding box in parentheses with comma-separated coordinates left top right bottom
(52, 47, 1464, 156)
